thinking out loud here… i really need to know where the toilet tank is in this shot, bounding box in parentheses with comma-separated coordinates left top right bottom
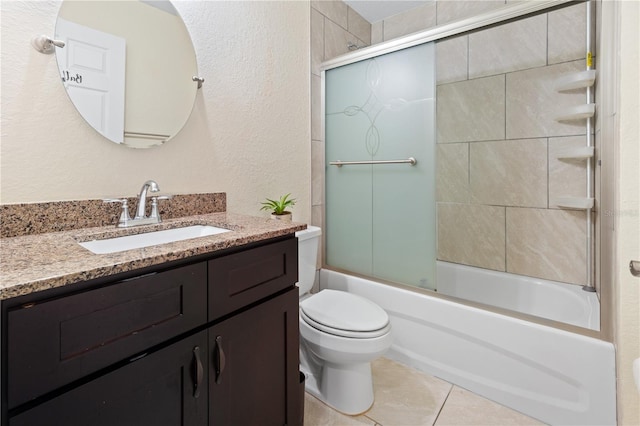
(295, 226, 322, 295)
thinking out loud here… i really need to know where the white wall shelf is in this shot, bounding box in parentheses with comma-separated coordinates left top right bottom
(551, 196, 595, 210)
(555, 146, 595, 160)
(555, 103, 595, 122)
(555, 69, 597, 91)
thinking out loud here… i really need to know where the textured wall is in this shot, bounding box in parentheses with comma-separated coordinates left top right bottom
(0, 1, 311, 223)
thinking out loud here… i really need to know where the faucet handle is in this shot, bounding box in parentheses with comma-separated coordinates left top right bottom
(103, 198, 132, 227)
(149, 195, 172, 221)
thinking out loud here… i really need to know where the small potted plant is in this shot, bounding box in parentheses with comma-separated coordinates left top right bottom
(260, 193, 296, 222)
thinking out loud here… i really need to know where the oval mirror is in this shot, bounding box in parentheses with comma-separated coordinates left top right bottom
(54, 1, 198, 148)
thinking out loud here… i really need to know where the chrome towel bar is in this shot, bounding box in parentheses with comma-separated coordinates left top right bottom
(330, 157, 417, 167)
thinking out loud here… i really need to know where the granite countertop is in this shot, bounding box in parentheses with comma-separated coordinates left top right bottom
(0, 212, 306, 301)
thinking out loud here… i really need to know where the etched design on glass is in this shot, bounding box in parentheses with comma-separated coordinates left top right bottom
(327, 59, 428, 156)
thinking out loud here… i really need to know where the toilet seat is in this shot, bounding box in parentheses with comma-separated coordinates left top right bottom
(300, 290, 390, 339)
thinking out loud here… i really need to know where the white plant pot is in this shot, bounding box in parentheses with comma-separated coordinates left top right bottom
(271, 212, 292, 222)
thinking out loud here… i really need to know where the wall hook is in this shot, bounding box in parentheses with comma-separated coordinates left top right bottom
(31, 35, 65, 54)
(192, 76, 205, 89)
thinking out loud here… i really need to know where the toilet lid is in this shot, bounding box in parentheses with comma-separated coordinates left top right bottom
(300, 290, 390, 338)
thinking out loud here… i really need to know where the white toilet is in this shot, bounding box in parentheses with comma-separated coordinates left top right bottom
(296, 226, 392, 415)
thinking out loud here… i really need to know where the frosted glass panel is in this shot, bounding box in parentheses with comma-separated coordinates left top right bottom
(325, 43, 436, 289)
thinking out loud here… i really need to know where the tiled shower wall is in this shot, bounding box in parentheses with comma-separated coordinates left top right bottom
(312, 1, 592, 286)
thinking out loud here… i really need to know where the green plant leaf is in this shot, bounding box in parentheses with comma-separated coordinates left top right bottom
(260, 193, 296, 215)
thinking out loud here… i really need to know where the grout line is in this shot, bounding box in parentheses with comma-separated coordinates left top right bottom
(504, 73, 507, 140)
(432, 384, 454, 425)
(547, 137, 550, 209)
(504, 205, 508, 272)
(546, 12, 550, 66)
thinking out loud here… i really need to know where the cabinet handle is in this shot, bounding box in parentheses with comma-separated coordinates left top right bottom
(192, 346, 203, 398)
(214, 335, 226, 385)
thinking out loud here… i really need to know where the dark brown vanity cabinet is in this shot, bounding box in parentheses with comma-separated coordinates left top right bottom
(2, 236, 300, 426)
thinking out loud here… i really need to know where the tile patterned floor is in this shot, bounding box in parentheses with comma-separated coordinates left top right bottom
(303, 357, 545, 426)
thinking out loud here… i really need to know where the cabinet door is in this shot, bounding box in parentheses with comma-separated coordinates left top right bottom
(210, 287, 300, 426)
(10, 331, 208, 426)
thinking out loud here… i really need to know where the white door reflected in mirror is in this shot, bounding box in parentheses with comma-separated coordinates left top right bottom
(56, 18, 126, 143)
(55, 1, 199, 149)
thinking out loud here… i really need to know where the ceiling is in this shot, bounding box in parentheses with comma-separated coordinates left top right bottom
(343, 0, 430, 23)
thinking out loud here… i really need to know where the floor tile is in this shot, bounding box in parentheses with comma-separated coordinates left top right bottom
(434, 386, 545, 426)
(364, 357, 452, 426)
(304, 392, 376, 426)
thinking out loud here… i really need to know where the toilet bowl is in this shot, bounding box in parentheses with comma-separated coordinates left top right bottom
(296, 226, 392, 415)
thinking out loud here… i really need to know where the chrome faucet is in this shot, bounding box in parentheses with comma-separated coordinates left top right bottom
(134, 180, 160, 220)
(104, 180, 171, 228)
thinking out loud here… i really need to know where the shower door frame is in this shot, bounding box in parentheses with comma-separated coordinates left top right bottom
(319, 0, 613, 341)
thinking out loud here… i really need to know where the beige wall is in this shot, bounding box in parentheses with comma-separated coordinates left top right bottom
(0, 1, 311, 223)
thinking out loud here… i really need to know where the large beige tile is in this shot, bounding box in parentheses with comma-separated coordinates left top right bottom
(506, 207, 587, 285)
(506, 60, 587, 139)
(371, 21, 383, 45)
(311, 138, 324, 206)
(311, 0, 347, 29)
(347, 7, 371, 45)
(549, 136, 588, 208)
(470, 138, 548, 208)
(304, 393, 376, 426)
(312, 74, 322, 141)
(324, 18, 358, 61)
(437, 143, 469, 203)
(436, 0, 506, 25)
(366, 357, 452, 425)
(311, 205, 324, 268)
(324, 17, 350, 60)
(437, 75, 506, 143)
(436, 35, 468, 85)
(548, 3, 587, 65)
(469, 14, 547, 79)
(435, 386, 544, 425)
(437, 202, 506, 271)
(383, 1, 436, 41)
(311, 8, 325, 76)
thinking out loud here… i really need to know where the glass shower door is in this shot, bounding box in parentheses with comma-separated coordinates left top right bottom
(325, 43, 436, 289)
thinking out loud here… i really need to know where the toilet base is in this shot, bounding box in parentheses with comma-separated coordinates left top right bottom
(302, 361, 374, 415)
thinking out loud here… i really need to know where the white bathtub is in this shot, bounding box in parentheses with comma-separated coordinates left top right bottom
(436, 261, 600, 330)
(320, 268, 616, 426)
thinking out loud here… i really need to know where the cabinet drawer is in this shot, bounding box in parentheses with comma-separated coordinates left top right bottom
(7, 262, 207, 409)
(209, 238, 297, 319)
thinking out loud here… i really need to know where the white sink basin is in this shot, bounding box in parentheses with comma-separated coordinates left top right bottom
(79, 225, 231, 254)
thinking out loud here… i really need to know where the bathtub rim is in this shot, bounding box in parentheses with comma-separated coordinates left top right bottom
(320, 265, 603, 341)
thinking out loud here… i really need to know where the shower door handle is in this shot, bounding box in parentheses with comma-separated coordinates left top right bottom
(330, 157, 417, 167)
(630, 260, 640, 277)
